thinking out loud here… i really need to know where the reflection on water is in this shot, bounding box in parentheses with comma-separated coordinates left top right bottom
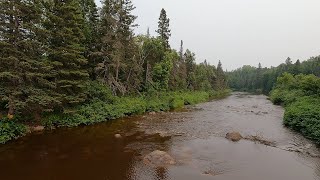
(0, 92, 319, 180)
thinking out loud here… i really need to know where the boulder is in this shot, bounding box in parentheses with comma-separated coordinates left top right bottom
(114, 134, 122, 139)
(149, 112, 156, 115)
(32, 126, 45, 132)
(226, 132, 243, 142)
(143, 150, 175, 167)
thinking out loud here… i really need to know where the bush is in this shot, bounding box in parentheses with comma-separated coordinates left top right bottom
(270, 89, 304, 105)
(284, 97, 320, 142)
(270, 73, 320, 143)
(0, 120, 27, 144)
(42, 91, 216, 128)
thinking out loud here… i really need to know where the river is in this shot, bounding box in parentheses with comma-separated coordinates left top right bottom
(0, 92, 320, 180)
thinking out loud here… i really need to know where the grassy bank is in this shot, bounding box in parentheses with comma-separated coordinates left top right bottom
(0, 89, 230, 144)
(270, 73, 320, 143)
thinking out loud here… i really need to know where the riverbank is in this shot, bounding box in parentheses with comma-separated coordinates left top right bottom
(0, 89, 231, 144)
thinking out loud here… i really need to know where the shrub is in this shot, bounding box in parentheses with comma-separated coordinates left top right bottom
(0, 120, 27, 144)
(42, 91, 216, 128)
(284, 97, 320, 142)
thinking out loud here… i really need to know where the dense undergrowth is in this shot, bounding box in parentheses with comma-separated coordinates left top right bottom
(0, 82, 230, 144)
(43, 90, 230, 129)
(0, 120, 27, 144)
(270, 73, 320, 143)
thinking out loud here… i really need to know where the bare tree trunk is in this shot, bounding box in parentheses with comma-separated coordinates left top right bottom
(7, 96, 15, 120)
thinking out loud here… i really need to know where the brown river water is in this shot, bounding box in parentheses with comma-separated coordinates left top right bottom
(1, 92, 320, 180)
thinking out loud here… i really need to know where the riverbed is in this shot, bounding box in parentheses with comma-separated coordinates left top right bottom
(0, 92, 319, 180)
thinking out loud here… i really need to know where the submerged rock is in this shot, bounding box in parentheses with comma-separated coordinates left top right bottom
(143, 150, 175, 167)
(226, 132, 243, 142)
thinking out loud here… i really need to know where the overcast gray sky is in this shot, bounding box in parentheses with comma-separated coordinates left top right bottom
(95, 0, 320, 70)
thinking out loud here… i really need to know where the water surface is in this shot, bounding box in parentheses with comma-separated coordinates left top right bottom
(1, 93, 319, 180)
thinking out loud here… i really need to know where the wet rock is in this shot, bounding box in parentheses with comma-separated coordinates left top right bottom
(226, 132, 243, 142)
(154, 131, 170, 138)
(31, 126, 45, 132)
(114, 134, 122, 139)
(143, 150, 175, 167)
(279, 146, 304, 153)
(245, 135, 275, 146)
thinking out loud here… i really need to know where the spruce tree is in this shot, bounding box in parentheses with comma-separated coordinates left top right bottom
(44, 0, 89, 108)
(184, 49, 196, 89)
(98, 0, 137, 95)
(79, 0, 100, 80)
(156, 8, 171, 49)
(216, 60, 226, 90)
(0, 0, 55, 119)
(255, 62, 263, 89)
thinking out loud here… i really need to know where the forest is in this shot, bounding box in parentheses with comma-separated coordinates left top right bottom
(0, 0, 228, 143)
(228, 56, 320, 93)
(228, 57, 320, 143)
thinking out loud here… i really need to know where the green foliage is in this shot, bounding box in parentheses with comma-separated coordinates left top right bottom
(270, 73, 320, 143)
(228, 56, 320, 94)
(284, 97, 320, 142)
(85, 81, 115, 103)
(270, 89, 304, 105)
(44, 0, 89, 107)
(152, 51, 174, 90)
(42, 91, 216, 128)
(0, 0, 230, 143)
(0, 0, 55, 116)
(0, 120, 27, 144)
(270, 73, 320, 105)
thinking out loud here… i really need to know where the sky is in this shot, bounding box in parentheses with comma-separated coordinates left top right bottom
(95, 0, 320, 70)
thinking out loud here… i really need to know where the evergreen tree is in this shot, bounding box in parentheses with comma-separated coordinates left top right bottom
(156, 8, 171, 49)
(44, 0, 89, 108)
(184, 49, 196, 89)
(176, 40, 187, 89)
(179, 40, 184, 60)
(293, 59, 301, 75)
(216, 60, 226, 90)
(255, 62, 263, 89)
(0, 0, 55, 119)
(97, 0, 138, 95)
(79, 0, 101, 80)
(146, 27, 150, 37)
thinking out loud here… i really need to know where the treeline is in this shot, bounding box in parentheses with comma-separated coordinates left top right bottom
(270, 73, 320, 143)
(0, 1, 227, 121)
(228, 56, 320, 93)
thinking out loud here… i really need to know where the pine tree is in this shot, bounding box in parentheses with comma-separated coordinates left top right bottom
(44, 0, 89, 108)
(0, 0, 55, 119)
(156, 8, 171, 49)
